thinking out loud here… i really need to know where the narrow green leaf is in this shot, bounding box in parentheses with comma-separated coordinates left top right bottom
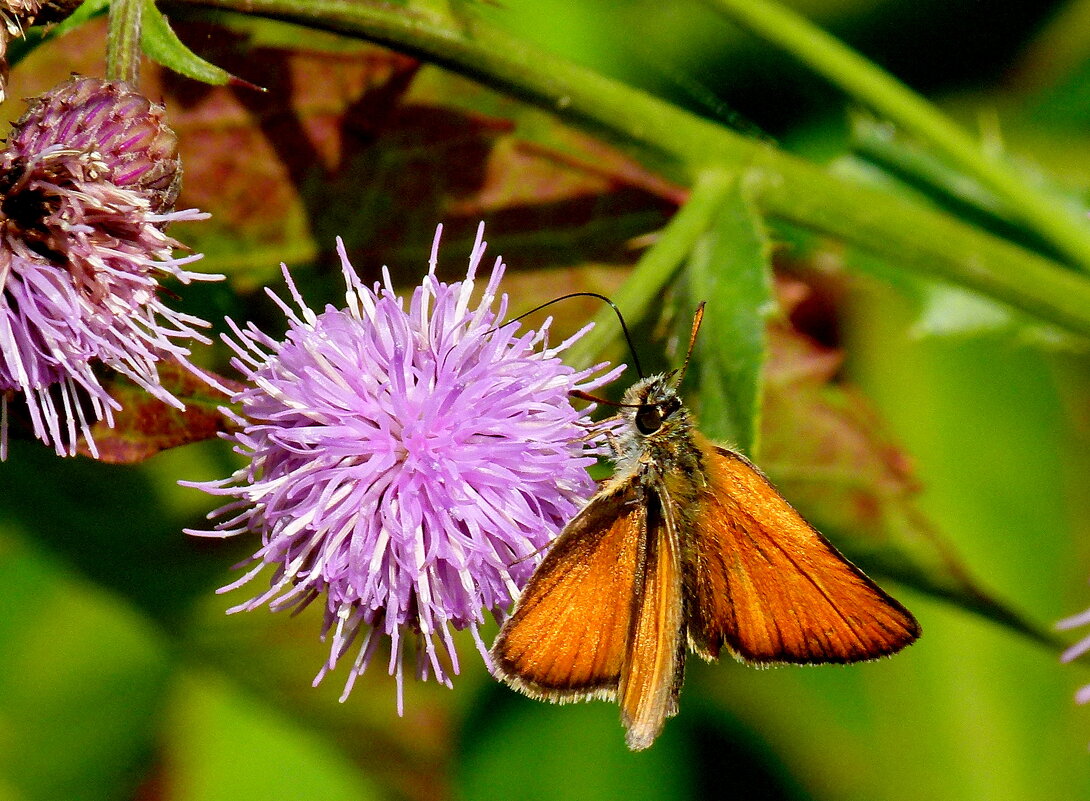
(680, 173, 773, 456)
(910, 284, 1079, 350)
(141, 0, 234, 85)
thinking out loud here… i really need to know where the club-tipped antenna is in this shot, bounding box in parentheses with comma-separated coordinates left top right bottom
(672, 302, 705, 386)
(502, 292, 644, 378)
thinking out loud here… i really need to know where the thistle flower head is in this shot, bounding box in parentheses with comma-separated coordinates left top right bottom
(7, 74, 183, 213)
(187, 223, 621, 709)
(0, 76, 221, 458)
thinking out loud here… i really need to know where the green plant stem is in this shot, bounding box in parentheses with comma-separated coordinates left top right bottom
(106, 0, 144, 84)
(704, 0, 1090, 272)
(173, 0, 1090, 338)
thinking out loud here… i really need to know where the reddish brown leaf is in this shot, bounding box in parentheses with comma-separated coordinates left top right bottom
(763, 282, 920, 540)
(77, 361, 240, 464)
(144, 21, 680, 286)
(10, 17, 678, 295)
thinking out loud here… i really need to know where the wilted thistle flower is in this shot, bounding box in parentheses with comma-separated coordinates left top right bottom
(0, 76, 221, 458)
(186, 223, 621, 709)
(0, 2, 82, 103)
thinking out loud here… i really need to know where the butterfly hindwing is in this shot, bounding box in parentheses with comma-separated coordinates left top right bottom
(618, 488, 685, 750)
(683, 437, 921, 665)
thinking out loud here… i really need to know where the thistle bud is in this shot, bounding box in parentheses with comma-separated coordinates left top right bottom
(8, 75, 182, 213)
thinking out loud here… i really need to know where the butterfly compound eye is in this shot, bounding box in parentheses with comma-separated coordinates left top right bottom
(634, 403, 662, 435)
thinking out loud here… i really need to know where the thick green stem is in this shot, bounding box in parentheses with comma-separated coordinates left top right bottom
(172, 0, 1090, 338)
(705, 0, 1090, 272)
(106, 0, 144, 84)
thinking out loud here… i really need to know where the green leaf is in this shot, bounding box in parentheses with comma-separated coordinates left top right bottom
(162, 668, 382, 801)
(459, 686, 693, 801)
(679, 173, 773, 456)
(0, 536, 172, 801)
(140, 0, 235, 86)
(910, 284, 1082, 350)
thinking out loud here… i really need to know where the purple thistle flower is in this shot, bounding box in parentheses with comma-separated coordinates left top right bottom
(1057, 605, 1090, 706)
(185, 223, 621, 710)
(0, 76, 222, 458)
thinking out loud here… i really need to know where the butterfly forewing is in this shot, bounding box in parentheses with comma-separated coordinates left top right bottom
(491, 483, 645, 700)
(684, 438, 921, 665)
(618, 491, 685, 750)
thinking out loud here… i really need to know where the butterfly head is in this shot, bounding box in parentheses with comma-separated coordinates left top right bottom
(617, 303, 704, 441)
(620, 373, 688, 438)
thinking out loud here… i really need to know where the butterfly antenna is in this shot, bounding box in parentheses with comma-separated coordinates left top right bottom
(570, 388, 627, 406)
(574, 302, 707, 409)
(439, 292, 640, 379)
(673, 302, 706, 386)
(501, 292, 644, 378)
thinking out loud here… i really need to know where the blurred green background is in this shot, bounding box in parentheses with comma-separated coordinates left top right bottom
(3, 0, 1090, 799)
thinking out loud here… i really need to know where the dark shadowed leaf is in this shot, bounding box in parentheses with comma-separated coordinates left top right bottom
(12, 16, 677, 302)
(151, 20, 678, 287)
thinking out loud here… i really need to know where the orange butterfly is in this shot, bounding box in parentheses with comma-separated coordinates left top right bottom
(490, 304, 920, 750)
